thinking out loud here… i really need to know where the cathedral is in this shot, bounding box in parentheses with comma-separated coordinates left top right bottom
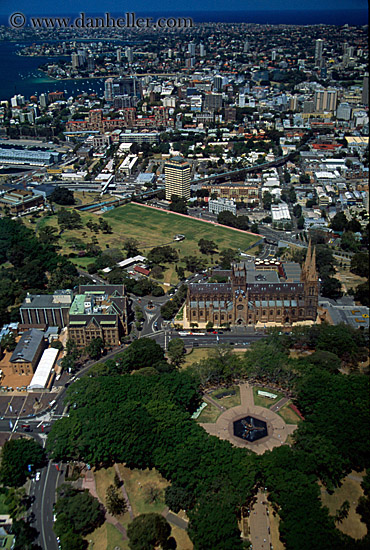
(185, 242, 319, 327)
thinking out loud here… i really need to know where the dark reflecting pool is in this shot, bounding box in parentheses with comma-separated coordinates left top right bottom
(233, 416, 268, 442)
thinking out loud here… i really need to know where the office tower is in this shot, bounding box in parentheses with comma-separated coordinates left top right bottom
(116, 49, 122, 63)
(71, 52, 79, 69)
(165, 157, 191, 201)
(271, 50, 277, 61)
(104, 78, 114, 101)
(213, 75, 223, 92)
(315, 39, 324, 65)
(126, 47, 133, 64)
(243, 39, 249, 53)
(168, 48, 172, 58)
(87, 54, 95, 71)
(199, 43, 205, 57)
(238, 93, 246, 107)
(362, 73, 369, 106)
(188, 42, 196, 56)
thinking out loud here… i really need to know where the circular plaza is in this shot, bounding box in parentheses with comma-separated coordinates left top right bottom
(199, 383, 297, 454)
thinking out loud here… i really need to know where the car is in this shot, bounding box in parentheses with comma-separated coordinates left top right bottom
(212, 331, 218, 334)
(35, 472, 41, 481)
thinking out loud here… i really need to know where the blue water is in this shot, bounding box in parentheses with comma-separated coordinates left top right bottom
(0, 9, 367, 99)
(0, 9, 368, 26)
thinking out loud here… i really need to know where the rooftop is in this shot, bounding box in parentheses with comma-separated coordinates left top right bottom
(10, 329, 44, 364)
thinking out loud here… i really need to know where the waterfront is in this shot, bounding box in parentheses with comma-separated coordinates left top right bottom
(0, 41, 106, 99)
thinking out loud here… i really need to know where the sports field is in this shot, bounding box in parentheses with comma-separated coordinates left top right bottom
(103, 203, 260, 254)
(30, 201, 259, 283)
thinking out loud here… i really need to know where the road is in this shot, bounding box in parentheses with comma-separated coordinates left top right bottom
(30, 459, 65, 550)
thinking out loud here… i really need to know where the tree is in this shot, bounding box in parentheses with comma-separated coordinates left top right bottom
(50, 187, 75, 205)
(350, 252, 369, 278)
(165, 485, 193, 513)
(127, 513, 175, 550)
(170, 195, 187, 215)
(219, 249, 238, 269)
(54, 485, 104, 537)
(0, 439, 46, 487)
(167, 338, 186, 367)
(124, 238, 140, 258)
(198, 239, 218, 255)
(85, 337, 104, 359)
(116, 338, 165, 373)
(330, 212, 348, 233)
(105, 484, 127, 516)
(1, 331, 16, 352)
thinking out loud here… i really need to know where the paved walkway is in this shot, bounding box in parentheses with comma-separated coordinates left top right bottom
(200, 383, 297, 455)
(248, 490, 271, 550)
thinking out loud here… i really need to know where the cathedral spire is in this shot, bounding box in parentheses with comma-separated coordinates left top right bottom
(304, 239, 312, 271)
(308, 246, 317, 280)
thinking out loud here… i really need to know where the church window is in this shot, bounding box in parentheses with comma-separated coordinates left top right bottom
(262, 310, 266, 315)
(221, 315, 225, 320)
(214, 315, 218, 320)
(270, 310, 273, 315)
(292, 309, 295, 315)
(277, 310, 280, 315)
(299, 309, 303, 316)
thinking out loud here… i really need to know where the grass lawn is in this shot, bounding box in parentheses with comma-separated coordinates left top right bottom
(210, 386, 241, 409)
(196, 401, 222, 423)
(31, 201, 259, 284)
(277, 403, 301, 425)
(320, 473, 367, 540)
(104, 204, 259, 255)
(182, 348, 213, 367)
(252, 386, 284, 408)
(116, 465, 169, 517)
(93, 466, 131, 528)
(170, 525, 194, 550)
(85, 523, 128, 550)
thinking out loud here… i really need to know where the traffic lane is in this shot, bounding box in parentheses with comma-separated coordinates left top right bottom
(34, 461, 59, 550)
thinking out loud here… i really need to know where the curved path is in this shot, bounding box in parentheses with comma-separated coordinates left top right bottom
(200, 383, 297, 455)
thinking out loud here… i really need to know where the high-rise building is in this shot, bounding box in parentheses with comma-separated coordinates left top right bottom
(315, 39, 324, 65)
(271, 50, 277, 61)
(336, 102, 352, 121)
(165, 156, 191, 201)
(314, 88, 337, 112)
(87, 54, 95, 71)
(213, 75, 223, 92)
(71, 52, 79, 69)
(39, 93, 47, 108)
(126, 47, 133, 64)
(243, 39, 249, 53)
(199, 44, 205, 57)
(362, 73, 369, 106)
(104, 78, 114, 101)
(116, 48, 122, 63)
(77, 49, 87, 66)
(188, 42, 196, 56)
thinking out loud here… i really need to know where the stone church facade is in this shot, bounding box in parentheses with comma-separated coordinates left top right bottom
(186, 242, 319, 327)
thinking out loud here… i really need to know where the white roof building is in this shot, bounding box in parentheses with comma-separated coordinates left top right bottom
(28, 347, 59, 390)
